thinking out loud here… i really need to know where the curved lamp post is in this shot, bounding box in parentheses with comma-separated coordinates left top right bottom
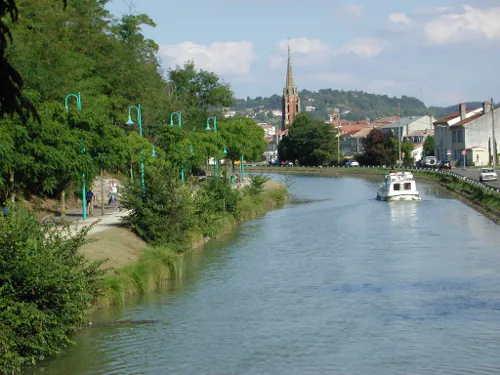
(125, 104, 145, 197)
(64, 92, 86, 220)
(170, 111, 185, 183)
(205, 116, 220, 179)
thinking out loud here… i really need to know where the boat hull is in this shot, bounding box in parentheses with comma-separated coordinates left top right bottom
(377, 192, 421, 201)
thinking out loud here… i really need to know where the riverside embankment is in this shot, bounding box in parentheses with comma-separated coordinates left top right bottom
(84, 179, 289, 307)
(247, 166, 500, 224)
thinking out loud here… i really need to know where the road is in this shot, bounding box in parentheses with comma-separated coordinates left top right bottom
(446, 167, 500, 190)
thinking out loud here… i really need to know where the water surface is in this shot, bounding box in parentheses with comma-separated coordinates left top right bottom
(24, 174, 500, 375)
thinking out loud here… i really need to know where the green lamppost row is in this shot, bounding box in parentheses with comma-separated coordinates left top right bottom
(170, 111, 184, 183)
(125, 104, 145, 196)
(64, 92, 86, 220)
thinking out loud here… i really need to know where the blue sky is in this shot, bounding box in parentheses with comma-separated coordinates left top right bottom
(106, 0, 500, 107)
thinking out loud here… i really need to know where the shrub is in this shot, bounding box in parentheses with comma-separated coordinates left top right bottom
(193, 178, 241, 237)
(0, 204, 103, 374)
(121, 160, 196, 245)
(245, 174, 269, 196)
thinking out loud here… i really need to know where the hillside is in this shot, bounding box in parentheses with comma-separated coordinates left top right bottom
(232, 90, 490, 123)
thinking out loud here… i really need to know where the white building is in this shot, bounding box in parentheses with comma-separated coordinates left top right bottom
(433, 102, 499, 166)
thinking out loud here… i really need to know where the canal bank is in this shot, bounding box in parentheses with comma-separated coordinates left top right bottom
(247, 167, 500, 225)
(89, 179, 288, 307)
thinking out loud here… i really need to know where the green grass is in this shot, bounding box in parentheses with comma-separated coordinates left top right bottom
(99, 244, 183, 307)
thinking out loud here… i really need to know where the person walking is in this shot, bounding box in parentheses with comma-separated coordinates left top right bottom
(86, 190, 94, 216)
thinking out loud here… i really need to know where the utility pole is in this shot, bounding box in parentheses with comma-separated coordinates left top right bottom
(492, 97, 497, 167)
(398, 102, 401, 165)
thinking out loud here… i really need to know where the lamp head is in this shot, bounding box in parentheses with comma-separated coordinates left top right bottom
(205, 124, 212, 131)
(223, 148, 228, 154)
(170, 120, 174, 127)
(125, 116, 135, 126)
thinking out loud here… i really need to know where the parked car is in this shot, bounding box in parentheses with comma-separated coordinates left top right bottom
(437, 160, 452, 170)
(479, 168, 498, 182)
(421, 156, 437, 168)
(344, 160, 360, 167)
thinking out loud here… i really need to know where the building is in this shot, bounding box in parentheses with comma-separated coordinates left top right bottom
(402, 129, 434, 161)
(281, 44, 300, 130)
(343, 127, 379, 156)
(381, 115, 434, 138)
(433, 102, 499, 166)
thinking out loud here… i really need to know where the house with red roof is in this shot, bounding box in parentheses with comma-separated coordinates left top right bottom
(433, 102, 499, 166)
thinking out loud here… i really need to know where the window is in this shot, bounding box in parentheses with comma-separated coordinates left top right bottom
(404, 183, 412, 190)
(393, 183, 401, 191)
(457, 129, 463, 142)
(452, 131, 457, 142)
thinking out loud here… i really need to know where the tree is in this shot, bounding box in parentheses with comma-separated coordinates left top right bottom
(401, 141, 415, 166)
(361, 128, 395, 166)
(219, 116, 266, 163)
(278, 113, 338, 166)
(423, 135, 434, 156)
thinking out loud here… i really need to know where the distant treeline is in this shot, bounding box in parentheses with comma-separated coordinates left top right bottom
(233, 89, 489, 121)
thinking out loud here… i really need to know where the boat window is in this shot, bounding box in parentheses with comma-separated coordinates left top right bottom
(404, 183, 412, 190)
(393, 183, 401, 191)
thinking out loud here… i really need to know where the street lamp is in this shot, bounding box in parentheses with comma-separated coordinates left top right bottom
(205, 116, 219, 179)
(64, 92, 86, 220)
(170, 111, 185, 183)
(125, 104, 145, 196)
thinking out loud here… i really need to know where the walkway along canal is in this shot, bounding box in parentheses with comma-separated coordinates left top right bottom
(23, 174, 500, 375)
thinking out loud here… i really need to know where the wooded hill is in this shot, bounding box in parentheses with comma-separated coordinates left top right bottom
(233, 90, 489, 122)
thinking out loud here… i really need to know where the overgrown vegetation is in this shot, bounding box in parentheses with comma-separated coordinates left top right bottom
(0, 205, 103, 374)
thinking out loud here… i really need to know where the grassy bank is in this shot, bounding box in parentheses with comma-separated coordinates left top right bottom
(97, 182, 288, 307)
(249, 166, 500, 224)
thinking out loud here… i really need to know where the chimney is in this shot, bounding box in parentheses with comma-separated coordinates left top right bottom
(459, 103, 466, 121)
(483, 101, 491, 113)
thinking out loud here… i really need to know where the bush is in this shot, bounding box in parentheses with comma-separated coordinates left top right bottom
(246, 174, 269, 196)
(0, 204, 103, 374)
(121, 160, 196, 245)
(194, 178, 241, 237)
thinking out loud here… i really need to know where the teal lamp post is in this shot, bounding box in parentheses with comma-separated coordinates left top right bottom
(205, 116, 219, 178)
(64, 92, 86, 220)
(170, 111, 185, 183)
(125, 104, 145, 197)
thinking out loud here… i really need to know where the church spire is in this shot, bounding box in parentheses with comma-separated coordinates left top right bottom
(285, 42, 295, 88)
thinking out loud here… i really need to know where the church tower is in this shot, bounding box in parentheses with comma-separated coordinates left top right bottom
(281, 44, 300, 130)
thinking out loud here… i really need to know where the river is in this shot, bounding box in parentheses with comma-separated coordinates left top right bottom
(24, 174, 500, 375)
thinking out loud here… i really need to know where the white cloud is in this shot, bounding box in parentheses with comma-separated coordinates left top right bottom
(277, 37, 331, 55)
(339, 4, 365, 20)
(387, 13, 416, 27)
(335, 38, 390, 59)
(158, 41, 257, 75)
(425, 5, 500, 44)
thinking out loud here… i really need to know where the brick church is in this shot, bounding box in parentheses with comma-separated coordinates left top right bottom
(281, 44, 300, 130)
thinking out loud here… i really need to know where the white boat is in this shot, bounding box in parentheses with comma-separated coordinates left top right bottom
(376, 171, 421, 201)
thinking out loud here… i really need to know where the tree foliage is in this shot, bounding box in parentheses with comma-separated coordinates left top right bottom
(0, 205, 103, 374)
(361, 128, 395, 166)
(423, 135, 435, 157)
(278, 113, 339, 166)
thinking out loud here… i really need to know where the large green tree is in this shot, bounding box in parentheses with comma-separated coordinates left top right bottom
(361, 128, 395, 166)
(278, 113, 339, 166)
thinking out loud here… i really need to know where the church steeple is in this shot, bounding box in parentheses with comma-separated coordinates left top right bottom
(286, 43, 295, 88)
(281, 41, 300, 130)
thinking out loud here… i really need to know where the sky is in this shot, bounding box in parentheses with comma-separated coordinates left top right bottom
(106, 0, 500, 107)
